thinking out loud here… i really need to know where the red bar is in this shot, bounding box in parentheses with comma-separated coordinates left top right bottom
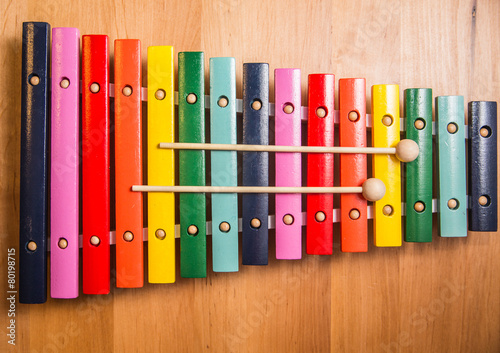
(306, 74, 335, 255)
(339, 78, 368, 252)
(82, 35, 110, 294)
(114, 39, 143, 287)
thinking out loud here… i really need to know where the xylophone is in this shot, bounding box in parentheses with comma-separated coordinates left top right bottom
(19, 22, 498, 304)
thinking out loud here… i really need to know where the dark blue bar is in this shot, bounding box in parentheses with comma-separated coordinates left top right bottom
(242, 63, 269, 265)
(19, 22, 50, 303)
(468, 101, 497, 231)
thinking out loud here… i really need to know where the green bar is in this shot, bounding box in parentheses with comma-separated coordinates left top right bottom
(404, 89, 433, 242)
(179, 52, 206, 277)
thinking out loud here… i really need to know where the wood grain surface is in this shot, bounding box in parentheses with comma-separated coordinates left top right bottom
(1, 0, 499, 352)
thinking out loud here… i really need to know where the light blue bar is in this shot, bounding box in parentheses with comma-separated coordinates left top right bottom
(210, 57, 239, 271)
(436, 96, 467, 237)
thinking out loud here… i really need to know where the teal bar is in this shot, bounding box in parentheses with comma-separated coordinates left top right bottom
(436, 96, 467, 237)
(210, 57, 238, 272)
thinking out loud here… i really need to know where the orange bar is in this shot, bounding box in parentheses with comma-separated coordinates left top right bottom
(339, 78, 368, 252)
(114, 39, 143, 287)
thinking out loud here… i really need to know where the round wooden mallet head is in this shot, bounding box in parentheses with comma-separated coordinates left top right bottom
(362, 178, 386, 201)
(395, 139, 419, 162)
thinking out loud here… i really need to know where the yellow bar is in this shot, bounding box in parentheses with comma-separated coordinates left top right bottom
(147, 46, 175, 282)
(371, 85, 402, 246)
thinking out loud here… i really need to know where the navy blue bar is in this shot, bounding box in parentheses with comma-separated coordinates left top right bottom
(242, 63, 269, 265)
(19, 22, 50, 303)
(468, 101, 498, 231)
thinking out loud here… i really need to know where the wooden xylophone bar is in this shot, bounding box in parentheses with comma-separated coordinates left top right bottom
(19, 22, 498, 304)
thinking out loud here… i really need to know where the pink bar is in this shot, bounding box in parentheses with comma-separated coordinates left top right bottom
(275, 69, 302, 259)
(50, 28, 80, 298)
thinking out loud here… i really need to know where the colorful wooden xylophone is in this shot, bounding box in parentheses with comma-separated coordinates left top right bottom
(19, 22, 498, 304)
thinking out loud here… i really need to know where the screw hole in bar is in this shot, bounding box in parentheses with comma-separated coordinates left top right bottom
(60, 77, 70, 89)
(478, 195, 491, 207)
(250, 218, 261, 229)
(447, 198, 459, 210)
(349, 209, 360, 220)
(480, 126, 492, 138)
(382, 205, 394, 216)
(283, 102, 294, 114)
(90, 82, 100, 93)
(447, 123, 458, 134)
(348, 110, 359, 122)
(186, 93, 197, 104)
(58, 238, 68, 249)
(283, 214, 294, 225)
(218, 96, 228, 108)
(155, 89, 166, 100)
(27, 241, 37, 252)
(316, 106, 327, 118)
(187, 225, 199, 236)
(122, 85, 133, 97)
(414, 201, 425, 213)
(414, 118, 425, 130)
(382, 115, 393, 127)
(90, 235, 101, 246)
(155, 229, 166, 240)
(219, 222, 230, 233)
(29, 74, 40, 86)
(123, 231, 134, 242)
(315, 211, 326, 222)
(251, 99, 262, 111)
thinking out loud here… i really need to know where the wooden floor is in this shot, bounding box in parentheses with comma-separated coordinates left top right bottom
(1, 0, 499, 352)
